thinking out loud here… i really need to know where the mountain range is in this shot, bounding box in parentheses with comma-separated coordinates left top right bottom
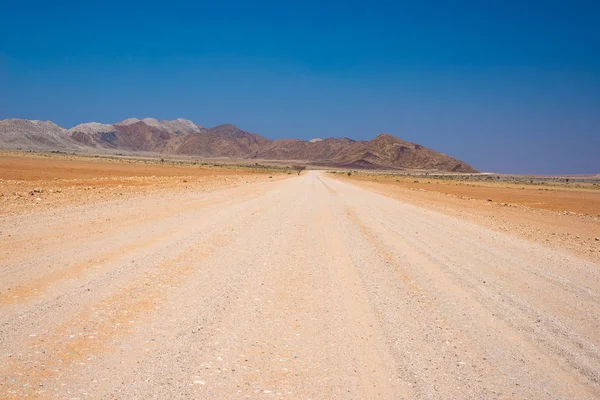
(0, 118, 477, 172)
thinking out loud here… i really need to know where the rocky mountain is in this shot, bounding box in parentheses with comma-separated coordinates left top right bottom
(114, 118, 202, 134)
(68, 122, 118, 148)
(171, 124, 270, 158)
(0, 118, 477, 172)
(0, 119, 84, 151)
(330, 134, 473, 171)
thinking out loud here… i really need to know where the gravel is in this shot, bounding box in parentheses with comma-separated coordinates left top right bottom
(0, 171, 598, 399)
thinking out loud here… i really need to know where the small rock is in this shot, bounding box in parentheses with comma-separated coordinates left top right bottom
(595, 237, 599, 241)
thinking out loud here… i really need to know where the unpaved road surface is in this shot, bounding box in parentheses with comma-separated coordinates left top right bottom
(1, 171, 599, 399)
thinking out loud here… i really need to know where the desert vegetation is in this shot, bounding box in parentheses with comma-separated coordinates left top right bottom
(292, 165, 307, 175)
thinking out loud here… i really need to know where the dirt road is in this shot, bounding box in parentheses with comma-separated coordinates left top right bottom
(1, 171, 599, 399)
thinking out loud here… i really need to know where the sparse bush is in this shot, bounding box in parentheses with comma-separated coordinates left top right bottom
(292, 165, 307, 175)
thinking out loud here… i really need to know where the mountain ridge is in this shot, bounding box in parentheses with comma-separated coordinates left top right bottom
(0, 118, 477, 172)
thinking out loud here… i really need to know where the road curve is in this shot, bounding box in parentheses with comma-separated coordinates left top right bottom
(0, 171, 598, 399)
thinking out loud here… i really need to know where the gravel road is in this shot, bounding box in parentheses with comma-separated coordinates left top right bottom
(1, 171, 598, 399)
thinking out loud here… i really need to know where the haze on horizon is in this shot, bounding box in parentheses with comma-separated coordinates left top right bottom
(1, 1, 598, 174)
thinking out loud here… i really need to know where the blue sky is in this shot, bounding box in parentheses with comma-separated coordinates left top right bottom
(1, 1, 599, 174)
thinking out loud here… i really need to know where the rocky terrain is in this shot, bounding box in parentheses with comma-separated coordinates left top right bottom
(0, 160, 598, 398)
(0, 118, 476, 172)
(334, 171, 600, 262)
(0, 119, 84, 151)
(0, 153, 286, 216)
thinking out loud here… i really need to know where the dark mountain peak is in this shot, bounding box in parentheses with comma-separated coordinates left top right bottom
(208, 124, 245, 138)
(211, 124, 239, 131)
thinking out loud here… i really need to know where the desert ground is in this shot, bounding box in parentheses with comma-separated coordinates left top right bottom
(1, 154, 599, 399)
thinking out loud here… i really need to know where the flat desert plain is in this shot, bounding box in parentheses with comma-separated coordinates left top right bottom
(1, 154, 599, 399)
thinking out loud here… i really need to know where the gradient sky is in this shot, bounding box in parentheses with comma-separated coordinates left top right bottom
(1, 1, 599, 174)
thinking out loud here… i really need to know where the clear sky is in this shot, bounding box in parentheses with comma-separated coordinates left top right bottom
(1, 1, 599, 174)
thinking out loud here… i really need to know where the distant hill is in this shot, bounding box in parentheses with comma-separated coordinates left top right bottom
(0, 119, 83, 151)
(0, 118, 477, 172)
